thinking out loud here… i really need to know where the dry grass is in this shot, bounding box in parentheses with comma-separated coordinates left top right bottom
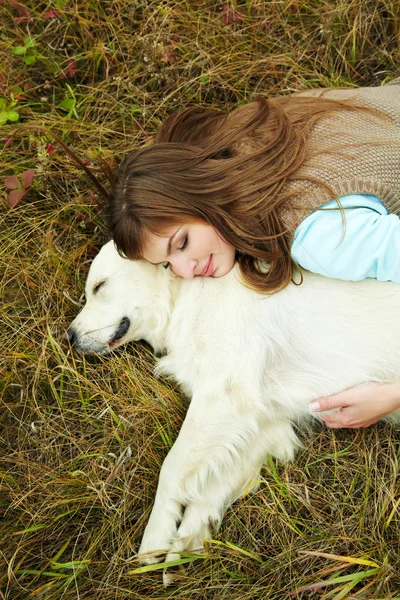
(1, 1, 400, 598)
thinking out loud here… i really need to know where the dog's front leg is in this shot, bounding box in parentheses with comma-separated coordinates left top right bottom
(162, 415, 300, 574)
(138, 388, 298, 565)
(137, 395, 214, 564)
(138, 389, 257, 564)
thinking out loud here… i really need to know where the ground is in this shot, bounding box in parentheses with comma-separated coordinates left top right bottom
(1, 1, 399, 598)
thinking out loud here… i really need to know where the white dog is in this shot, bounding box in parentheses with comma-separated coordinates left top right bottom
(68, 240, 400, 572)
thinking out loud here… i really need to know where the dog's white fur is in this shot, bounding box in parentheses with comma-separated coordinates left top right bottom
(69, 240, 400, 571)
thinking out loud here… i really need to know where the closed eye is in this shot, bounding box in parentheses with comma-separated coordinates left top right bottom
(160, 234, 188, 269)
(93, 280, 106, 294)
(179, 235, 188, 251)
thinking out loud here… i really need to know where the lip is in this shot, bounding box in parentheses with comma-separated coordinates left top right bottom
(201, 255, 214, 277)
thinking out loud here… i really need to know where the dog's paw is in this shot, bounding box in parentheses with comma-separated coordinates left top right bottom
(138, 503, 182, 565)
(137, 546, 168, 566)
(138, 531, 173, 565)
(162, 524, 209, 587)
(163, 502, 214, 559)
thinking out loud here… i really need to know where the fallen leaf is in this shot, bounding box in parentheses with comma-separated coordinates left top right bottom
(44, 9, 62, 19)
(4, 136, 13, 148)
(20, 168, 35, 188)
(4, 175, 20, 189)
(221, 4, 245, 25)
(160, 52, 176, 64)
(59, 60, 77, 79)
(9, 188, 26, 207)
(7, 0, 29, 16)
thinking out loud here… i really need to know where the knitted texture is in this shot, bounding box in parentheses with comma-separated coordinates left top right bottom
(278, 79, 400, 232)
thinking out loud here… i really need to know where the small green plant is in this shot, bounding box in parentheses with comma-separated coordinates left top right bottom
(57, 84, 79, 119)
(0, 97, 19, 125)
(12, 35, 41, 65)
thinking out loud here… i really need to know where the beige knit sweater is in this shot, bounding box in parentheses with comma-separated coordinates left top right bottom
(279, 77, 400, 232)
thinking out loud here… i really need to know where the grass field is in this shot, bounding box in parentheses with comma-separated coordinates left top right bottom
(1, 1, 400, 598)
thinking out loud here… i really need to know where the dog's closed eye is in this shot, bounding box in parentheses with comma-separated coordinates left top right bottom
(93, 280, 106, 294)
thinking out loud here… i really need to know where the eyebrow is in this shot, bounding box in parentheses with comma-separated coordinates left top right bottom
(150, 227, 181, 265)
(167, 227, 180, 256)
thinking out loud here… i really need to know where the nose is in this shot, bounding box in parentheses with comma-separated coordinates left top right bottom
(170, 258, 197, 279)
(67, 327, 78, 346)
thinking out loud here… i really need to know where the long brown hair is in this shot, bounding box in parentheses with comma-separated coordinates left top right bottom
(108, 94, 362, 293)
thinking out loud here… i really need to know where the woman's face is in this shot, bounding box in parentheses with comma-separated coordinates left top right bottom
(142, 221, 236, 279)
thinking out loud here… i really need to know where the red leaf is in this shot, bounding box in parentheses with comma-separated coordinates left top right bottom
(20, 168, 35, 188)
(46, 143, 55, 155)
(220, 4, 245, 25)
(87, 189, 98, 205)
(4, 136, 14, 148)
(44, 9, 62, 19)
(59, 60, 77, 79)
(8, 188, 26, 207)
(4, 175, 20, 190)
(160, 52, 176, 64)
(7, 0, 29, 16)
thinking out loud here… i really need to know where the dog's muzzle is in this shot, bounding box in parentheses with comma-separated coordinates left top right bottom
(67, 316, 130, 350)
(67, 327, 78, 346)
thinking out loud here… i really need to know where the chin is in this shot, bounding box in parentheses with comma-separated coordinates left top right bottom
(213, 263, 235, 278)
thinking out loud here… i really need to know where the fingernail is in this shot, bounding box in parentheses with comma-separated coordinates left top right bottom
(309, 401, 320, 412)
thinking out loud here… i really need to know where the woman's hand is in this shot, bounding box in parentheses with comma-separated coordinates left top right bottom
(309, 381, 400, 428)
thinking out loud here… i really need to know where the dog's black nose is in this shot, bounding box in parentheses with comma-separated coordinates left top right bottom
(67, 327, 78, 346)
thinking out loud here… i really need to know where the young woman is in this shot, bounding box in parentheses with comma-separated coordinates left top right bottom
(108, 78, 400, 428)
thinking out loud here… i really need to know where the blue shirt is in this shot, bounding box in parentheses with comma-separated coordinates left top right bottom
(291, 194, 400, 283)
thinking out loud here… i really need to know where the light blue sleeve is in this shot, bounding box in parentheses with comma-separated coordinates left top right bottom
(291, 194, 400, 282)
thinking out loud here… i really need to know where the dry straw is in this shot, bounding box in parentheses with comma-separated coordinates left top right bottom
(1, 1, 399, 598)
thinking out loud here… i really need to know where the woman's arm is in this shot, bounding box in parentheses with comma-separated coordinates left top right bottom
(294, 194, 400, 427)
(309, 381, 400, 428)
(291, 194, 400, 283)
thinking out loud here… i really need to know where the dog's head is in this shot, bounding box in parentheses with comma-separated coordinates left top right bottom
(67, 241, 171, 355)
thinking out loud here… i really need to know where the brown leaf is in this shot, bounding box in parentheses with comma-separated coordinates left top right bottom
(87, 190, 98, 206)
(221, 4, 245, 25)
(160, 52, 176, 64)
